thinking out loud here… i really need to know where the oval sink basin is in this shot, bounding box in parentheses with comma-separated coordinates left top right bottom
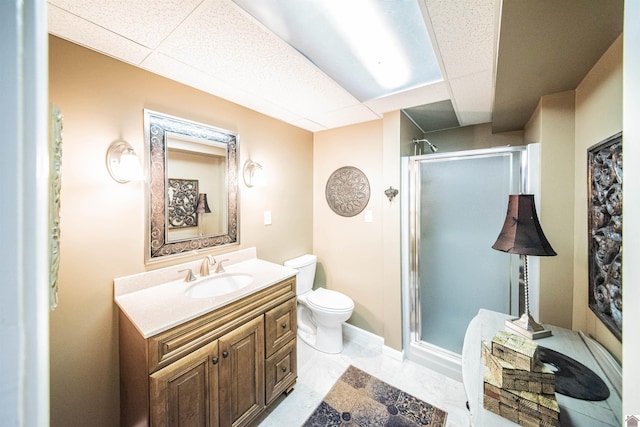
(185, 273, 253, 298)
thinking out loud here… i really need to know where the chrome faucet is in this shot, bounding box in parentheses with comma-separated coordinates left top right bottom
(178, 268, 197, 282)
(214, 259, 229, 274)
(200, 255, 216, 276)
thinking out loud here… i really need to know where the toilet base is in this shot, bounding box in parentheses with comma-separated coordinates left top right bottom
(297, 324, 344, 354)
(296, 293, 352, 354)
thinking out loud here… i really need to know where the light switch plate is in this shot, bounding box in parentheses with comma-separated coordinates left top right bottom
(264, 211, 272, 225)
(364, 209, 373, 222)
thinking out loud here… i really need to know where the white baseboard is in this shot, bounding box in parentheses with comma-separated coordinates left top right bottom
(342, 323, 404, 361)
(343, 322, 383, 347)
(406, 341, 463, 382)
(382, 345, 405, 361)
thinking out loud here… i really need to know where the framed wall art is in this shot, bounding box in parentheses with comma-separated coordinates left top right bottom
(167, 178, 199, 229)
(49, 104, 63, 311)
(587, 132, 622, 341)
(325, 166, 370, 217)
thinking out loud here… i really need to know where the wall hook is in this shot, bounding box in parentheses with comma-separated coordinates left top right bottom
(384, 186, 399, 202)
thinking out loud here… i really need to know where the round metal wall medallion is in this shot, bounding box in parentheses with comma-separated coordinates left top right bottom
(325, 166, 370, 217)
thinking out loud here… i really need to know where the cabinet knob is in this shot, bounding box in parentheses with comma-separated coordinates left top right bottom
(281, 323, 287, 329)
(222, 351, 229, 358)
(212, 357, 219, 365)
(281, 367, 287, 373)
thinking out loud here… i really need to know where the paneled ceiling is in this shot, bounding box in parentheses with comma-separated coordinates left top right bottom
(47, 0, 623, 134)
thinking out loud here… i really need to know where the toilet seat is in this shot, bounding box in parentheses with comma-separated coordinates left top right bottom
(307, 288, 354, 313)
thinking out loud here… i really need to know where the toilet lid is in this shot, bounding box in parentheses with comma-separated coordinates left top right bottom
(307, 288, 354, 311)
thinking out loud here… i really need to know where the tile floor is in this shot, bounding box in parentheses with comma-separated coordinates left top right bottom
(253, 336, 471, 427)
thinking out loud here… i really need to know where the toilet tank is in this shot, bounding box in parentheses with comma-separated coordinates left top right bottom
(284, 254, 317, 294)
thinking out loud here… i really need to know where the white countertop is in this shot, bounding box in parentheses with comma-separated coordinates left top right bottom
(114, 248, 297, 338)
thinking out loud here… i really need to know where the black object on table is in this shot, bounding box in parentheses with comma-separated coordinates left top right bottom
(539, 346, 610, 401)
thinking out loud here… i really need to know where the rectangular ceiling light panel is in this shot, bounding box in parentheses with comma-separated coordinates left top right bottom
(232, 0, 442, 102)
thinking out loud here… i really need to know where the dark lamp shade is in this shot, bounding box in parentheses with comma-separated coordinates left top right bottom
(492, 194, 557, 256)
(196, 193, 211, 214)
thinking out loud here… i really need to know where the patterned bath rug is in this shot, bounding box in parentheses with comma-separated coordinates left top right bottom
(304, 365, 447, 427)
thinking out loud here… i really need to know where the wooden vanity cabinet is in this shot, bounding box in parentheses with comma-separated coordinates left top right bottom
(119, 277, 297, 427)
(149, 340, 220, 427)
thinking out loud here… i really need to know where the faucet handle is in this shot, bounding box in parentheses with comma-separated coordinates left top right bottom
(214, 259, 230, 274)
(178, 268, 197, 282)
(200, 255, 216, 276)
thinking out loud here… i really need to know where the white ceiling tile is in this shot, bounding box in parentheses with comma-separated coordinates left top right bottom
(424, 0, 497, 79)
(48, 5, 151, 65)
(229, 96, 310, 129)
(448, 70, 493, 126)
(364, 81, 451, 114)
(290, 118, 326, 133)
(142, 52, 252, 105)
(309, 104, 380, 130)
(48, 0, 202, 48)
(156, 0, 360, 117)
(143, 52, 311, 129)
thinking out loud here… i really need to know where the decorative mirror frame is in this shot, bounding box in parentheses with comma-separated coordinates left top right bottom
(144, 110, 239, 262)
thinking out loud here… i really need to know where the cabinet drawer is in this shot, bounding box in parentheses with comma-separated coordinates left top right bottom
(264, 297, 297, 358)
(265, 338, 297, 405)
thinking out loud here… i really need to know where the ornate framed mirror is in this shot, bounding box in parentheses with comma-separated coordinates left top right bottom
(144, 110, 239, 262)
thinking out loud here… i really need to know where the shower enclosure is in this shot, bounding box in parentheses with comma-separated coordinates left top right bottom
(402, 145, 538, 380)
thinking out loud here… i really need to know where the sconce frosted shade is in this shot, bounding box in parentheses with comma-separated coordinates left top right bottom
(106, 141, 143, 183)
(196, 193, 211, 214)
(243, 160, 265, 188)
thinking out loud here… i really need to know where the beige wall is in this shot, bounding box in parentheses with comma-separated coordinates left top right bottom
(573, 35, 623, 360)
(313, 120, 386, 338)
(399, 111, 426, 156)
(523, 35, 623, 361)
(49, 36, 313, 427)
(381, 111, 403, 350)
(525, 90, 576, 329)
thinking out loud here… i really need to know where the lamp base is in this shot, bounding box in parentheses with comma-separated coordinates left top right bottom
(505, 313, 552, 340)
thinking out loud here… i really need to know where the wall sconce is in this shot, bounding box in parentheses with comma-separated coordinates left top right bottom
(106, 140, 143, 183)
(243, 160, 265, 188)
(384, 186, 398, 202)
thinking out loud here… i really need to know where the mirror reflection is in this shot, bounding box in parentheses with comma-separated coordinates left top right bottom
(166, 134, 228, 241)
(144, 110, 238, 262)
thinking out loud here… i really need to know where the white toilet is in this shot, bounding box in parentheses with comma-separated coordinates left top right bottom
(284, 254, 354, 354)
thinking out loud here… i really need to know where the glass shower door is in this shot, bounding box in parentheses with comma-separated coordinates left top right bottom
(412, 148, 524, 355)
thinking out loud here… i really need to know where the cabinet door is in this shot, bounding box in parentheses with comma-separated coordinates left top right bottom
(218, 316, 265, 427)
(150, 340, 219, 427)
(264, 298, 297, 358)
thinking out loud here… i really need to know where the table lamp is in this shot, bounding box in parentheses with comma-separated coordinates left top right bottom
(196, 193, 211, 236)
(492, 194, 557, 339)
